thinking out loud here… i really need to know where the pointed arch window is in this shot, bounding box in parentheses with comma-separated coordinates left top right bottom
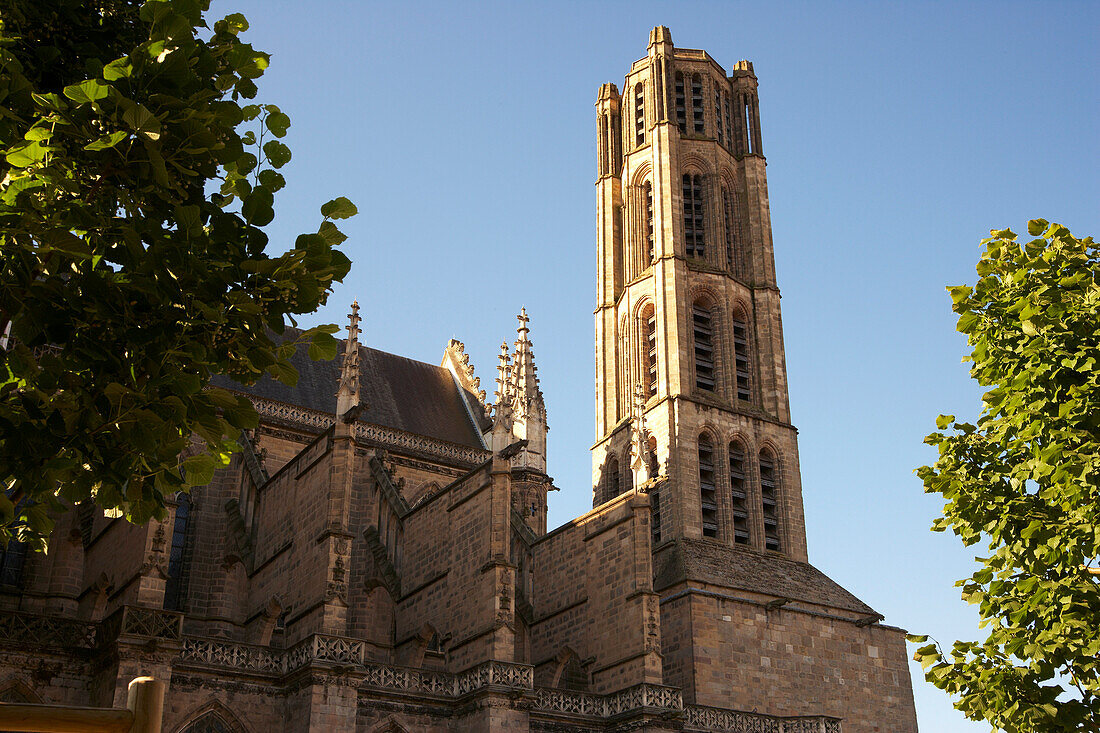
(692, 300, 715, 392)
(644, 182, 654, 264)
(691, 74, 705, 133)
(732, 309, 751, 402)
(642, 304, 657, 399)
(722, 186, 738, 274)
(180, 711, 232, 733)
(698, 435, 718, 538)
(164, 494, 193, 611)
(729, 442, 750, 545)
(650, 487, 662, 545)
(744, 96, 756, 154)
(715, 87, 724, 145)
(634, 83, 645, 146)
(723, 95, 733, 149)
(682, 174, 705, 258)
(674, 72, 686, 133)
(759, 451, 781, 551)
(607, 455, 621, 503)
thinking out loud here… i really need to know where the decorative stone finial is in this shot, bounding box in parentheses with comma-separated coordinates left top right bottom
(336, 301, 361, 420)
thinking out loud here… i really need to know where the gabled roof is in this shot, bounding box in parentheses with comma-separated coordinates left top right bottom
(653, 538, 878, 616)
(212, 335, 490, 449)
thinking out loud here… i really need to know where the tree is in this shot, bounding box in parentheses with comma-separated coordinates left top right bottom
(0, 0, 355, 548)
(912, 220, 1099, 732)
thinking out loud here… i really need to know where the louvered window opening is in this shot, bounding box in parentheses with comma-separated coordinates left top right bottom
(608, 456, 621, 501)
(744, 98, 755, 154)
(635, 85, 645, 146)
(723, 96, 733, 150)
(733, 314, 751, 401)
(645, 310, 658, 398)
(682, 174, 705, 258)
(164, 494, 192, 611)
(651, 487, 662, 545)
(675, 73, 687, 133)
(691, 75, 705, 133)
(715, 88, 724, 145)
(722, 187, 736, 273)
(760, 453, 780, 551)
(693, 305, 715, 392)
(729, 444, 750, 545)
(699, 437, 718, 538)
(645, 183, 655, 264)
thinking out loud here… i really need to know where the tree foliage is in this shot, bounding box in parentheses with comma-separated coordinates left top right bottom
(0, 0, 355, 547)
(912, 220, 1099, 731)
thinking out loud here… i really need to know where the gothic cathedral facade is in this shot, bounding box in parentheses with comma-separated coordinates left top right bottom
(0, 29, 918, 732)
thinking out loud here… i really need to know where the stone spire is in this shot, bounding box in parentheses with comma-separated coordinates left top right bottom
(492, 340, 513, 434)
(335, 301, 361, 420)
(511, 307, 545, 420)
(630, 384, 650, 487)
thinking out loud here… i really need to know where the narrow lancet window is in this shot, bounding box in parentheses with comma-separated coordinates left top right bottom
(645, 182, 654, 264)
(699, 435, 718, 538)
(682, 174, 705, 258)
(729, 442, 750, 545)
(724, 95, 733, 149)
(164, 494, 193, 611)
(651, 486, 662, 545)
(608, 455, 621, 502)
(634, 84, 645, 146)
(691, 75, 705, 133)
(744, 98, 755, 154)
(715, 87, 724, 145)
(643, 305, 657, 398)
(722, 186, 736, 274)
(693, 301, 715, 391)
(760, 451, 781, 551)
(675, 73, 686, 133)
(732, 310, 751, 401)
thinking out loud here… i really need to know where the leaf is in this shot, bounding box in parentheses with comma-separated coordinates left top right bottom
(102, 58, 133, 81)
(5, 141, 47, 167)
(265, 111, 291, 138)
(123, 104, 162, 140)
(317, 220, 347, 246)
(63, 79, 110, 104)
(262, 140, 291, 168)
(320, 196, 358, 220)
(308, 331, 338, 361)
(242, 187, 275, 226)
(182, 453, 216, 487)
(84, 131, 129, 151)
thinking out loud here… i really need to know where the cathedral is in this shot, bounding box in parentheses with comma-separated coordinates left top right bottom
(0, 29, 918, 732)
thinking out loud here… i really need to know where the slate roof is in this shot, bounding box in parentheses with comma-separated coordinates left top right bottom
(212, 334, 490, 449)
(653, 538, 877, 615)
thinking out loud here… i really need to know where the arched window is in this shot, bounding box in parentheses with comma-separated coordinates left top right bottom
(607, 455, 620, 502)
(641, 304, 657, 399)
(164, 494, 193, 611)
(180, 712, 232, 733)
(674, 72, 686, 133)
(634, 83, 645, 146)
(691, 74, 705, 133)
(729, 442, 750, 545)
(650, 486, 662, 545)
(715, 87, 724, 146)
(682, 174, 705, 258)
(646, 435, 659, 478)
(744, 95, 756, 154)
(644, 182, 654, 264)
(722, 186, 738, 274)
(723, 92, 733, 149)
(0, 539, 27, 589)
(692, 300, 715, 392)
(759, 450, 781, 551)
(732, 308, 751, 402)
(698, 435, 717, 538)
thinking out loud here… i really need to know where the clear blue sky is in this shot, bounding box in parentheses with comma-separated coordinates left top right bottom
(209, 1, 1099, 729)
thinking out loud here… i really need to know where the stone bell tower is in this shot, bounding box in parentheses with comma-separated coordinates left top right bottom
(592, 27, 808, 562)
